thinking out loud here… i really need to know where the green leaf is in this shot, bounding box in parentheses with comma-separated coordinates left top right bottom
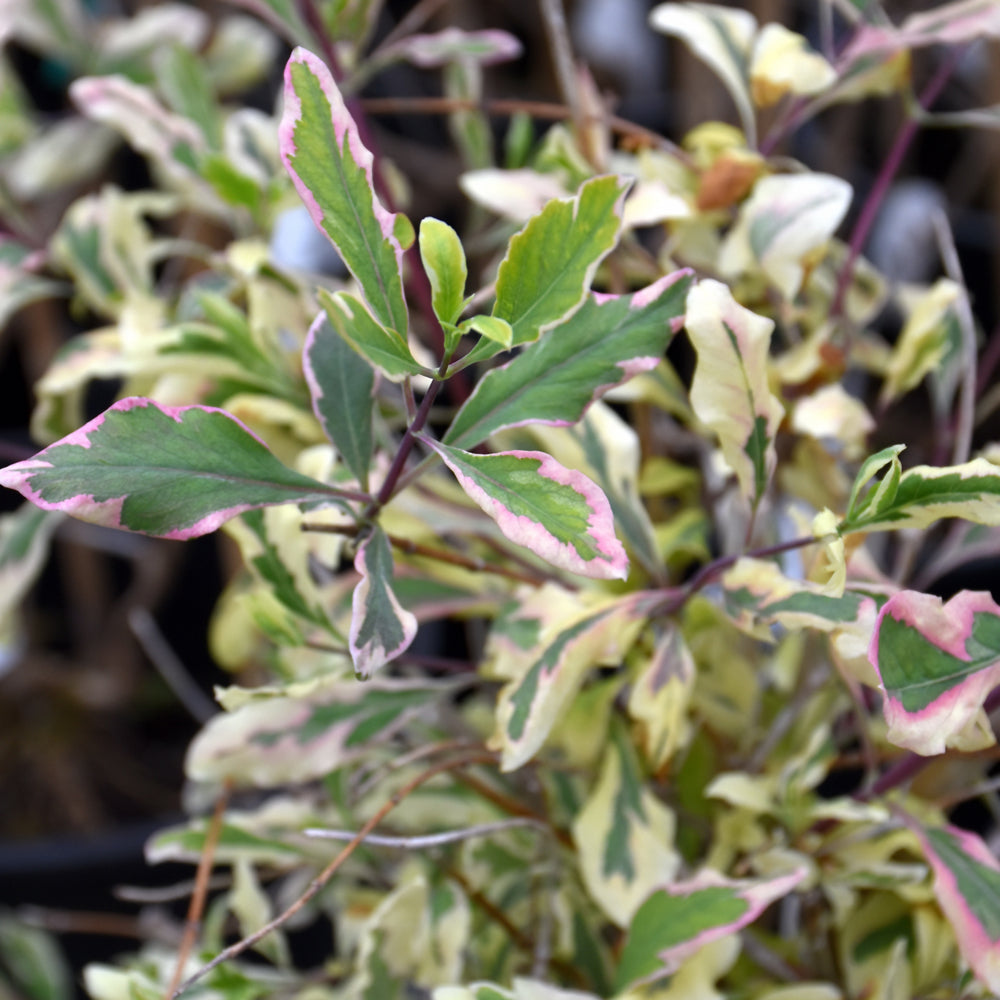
(319, 288, 429, 380)
(420, 216, 468, 327)
(305, 312, 374, 489)
(0, 397, 352, 539)
(493, 174, 631, 345)
(280, 48, 408, 334)
(156, 43, 222, 149)
(844, 444, 906, 525)
(446, 272, 691, 451)
(0, 916, 71, 1000)
(614, 868, 806, 991)
(425, 440, 629, 580)
(349, 526, 418, 677)
(458, 314, 512, 349)
(841, 457, 1000, 534)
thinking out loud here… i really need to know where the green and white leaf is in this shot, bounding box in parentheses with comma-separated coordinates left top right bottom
(686, 280, 784, 509)
(572, 724, 681, 927)
(186, 676, 440, 786)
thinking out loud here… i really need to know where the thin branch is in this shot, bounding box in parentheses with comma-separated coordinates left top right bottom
(654, 533, 821, 616)
(303, 817, 544, 848)
(129, 608, 217, 724)
(931, 209, 977, 467)
(301, 520, 546, 585)
(172, 751, 497, 998)
(165, 779, 233, 1000)
(539, 0, 582, 138)
(831, 48, 965, 320)
(360, 95, 688, 159)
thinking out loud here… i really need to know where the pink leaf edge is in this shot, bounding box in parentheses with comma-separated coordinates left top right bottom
(278, 47, 402, 273)
(428, 442, 628, 581)
(0, 397, 283, 541)
(868, 589, 1000, 755)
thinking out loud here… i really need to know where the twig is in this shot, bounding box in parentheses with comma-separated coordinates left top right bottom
(172, 751, 496, 998)
(654, 533, 821, 616)
(931, 209, 977, 467)
(129, 608, 217, 724)
(539, 0, 582, 140)
(360, 95, 688, 159)
(303, 816, 544, 848)
(377, 0, 450, 51)
(831, 47, 965, 320)
(165, 779, 233, 1000)
(301, 520, 545, 586)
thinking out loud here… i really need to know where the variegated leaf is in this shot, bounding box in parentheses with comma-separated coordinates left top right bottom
(649, 3, 757, 141)
(494, 593, 656, 771)
(718, 173, 852, 299)
(319, 288, 428, 380)
(280, 47, 408, 334)
(350, 525, 418, 677)
(186, 676, 439, 786)
(572, 724, 680, 927)
(628, 624, 695, 771)
(910, 821, 1000, 993)
(424, 441, 628, 580)
(304, 311, 374, 489)
(868, 589, 1000, 754)
(444, 271, 691, 451)
(614, 868, 807, 991)
(842, 457, 1000, 534)
(686, 280, 784, 509)
(0, 398, 352, 539)
(379, 27, 522, 68)
(491, 174, 630, 348)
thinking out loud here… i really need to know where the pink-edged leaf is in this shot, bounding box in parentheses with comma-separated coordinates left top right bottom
(0, 398, 352, 540)
(70, 75, 205, 176)
(304, 311, 374, 489)
(280, 47, 408, 334)
(349, 526, 418, 678)
(614, 867, 807, 991)
(424, 440, 628, 580)
(443, 271, 692, 451)
(868, 590, 1000, 755)
(379, 27, 523, 68)
(909, 821, 1000, 993)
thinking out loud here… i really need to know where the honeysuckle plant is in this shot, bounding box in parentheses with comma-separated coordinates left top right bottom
(6, 1, 1000, 999)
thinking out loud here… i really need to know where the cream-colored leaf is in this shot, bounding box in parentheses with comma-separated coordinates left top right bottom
(719, 173, 852, 299)
(686, 280, 784, 507)
(572, 732, 680, 926)
(880, 279, 961, 406)
(792, 384, 875, 461)
(750, 23, 836, 107)
(649, 4, 757, 142)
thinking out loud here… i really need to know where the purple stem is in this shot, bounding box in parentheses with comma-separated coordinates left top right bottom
(831, 48, 964, 320)
(654, 533, 819, 615)
(371, 376, 442, 512)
